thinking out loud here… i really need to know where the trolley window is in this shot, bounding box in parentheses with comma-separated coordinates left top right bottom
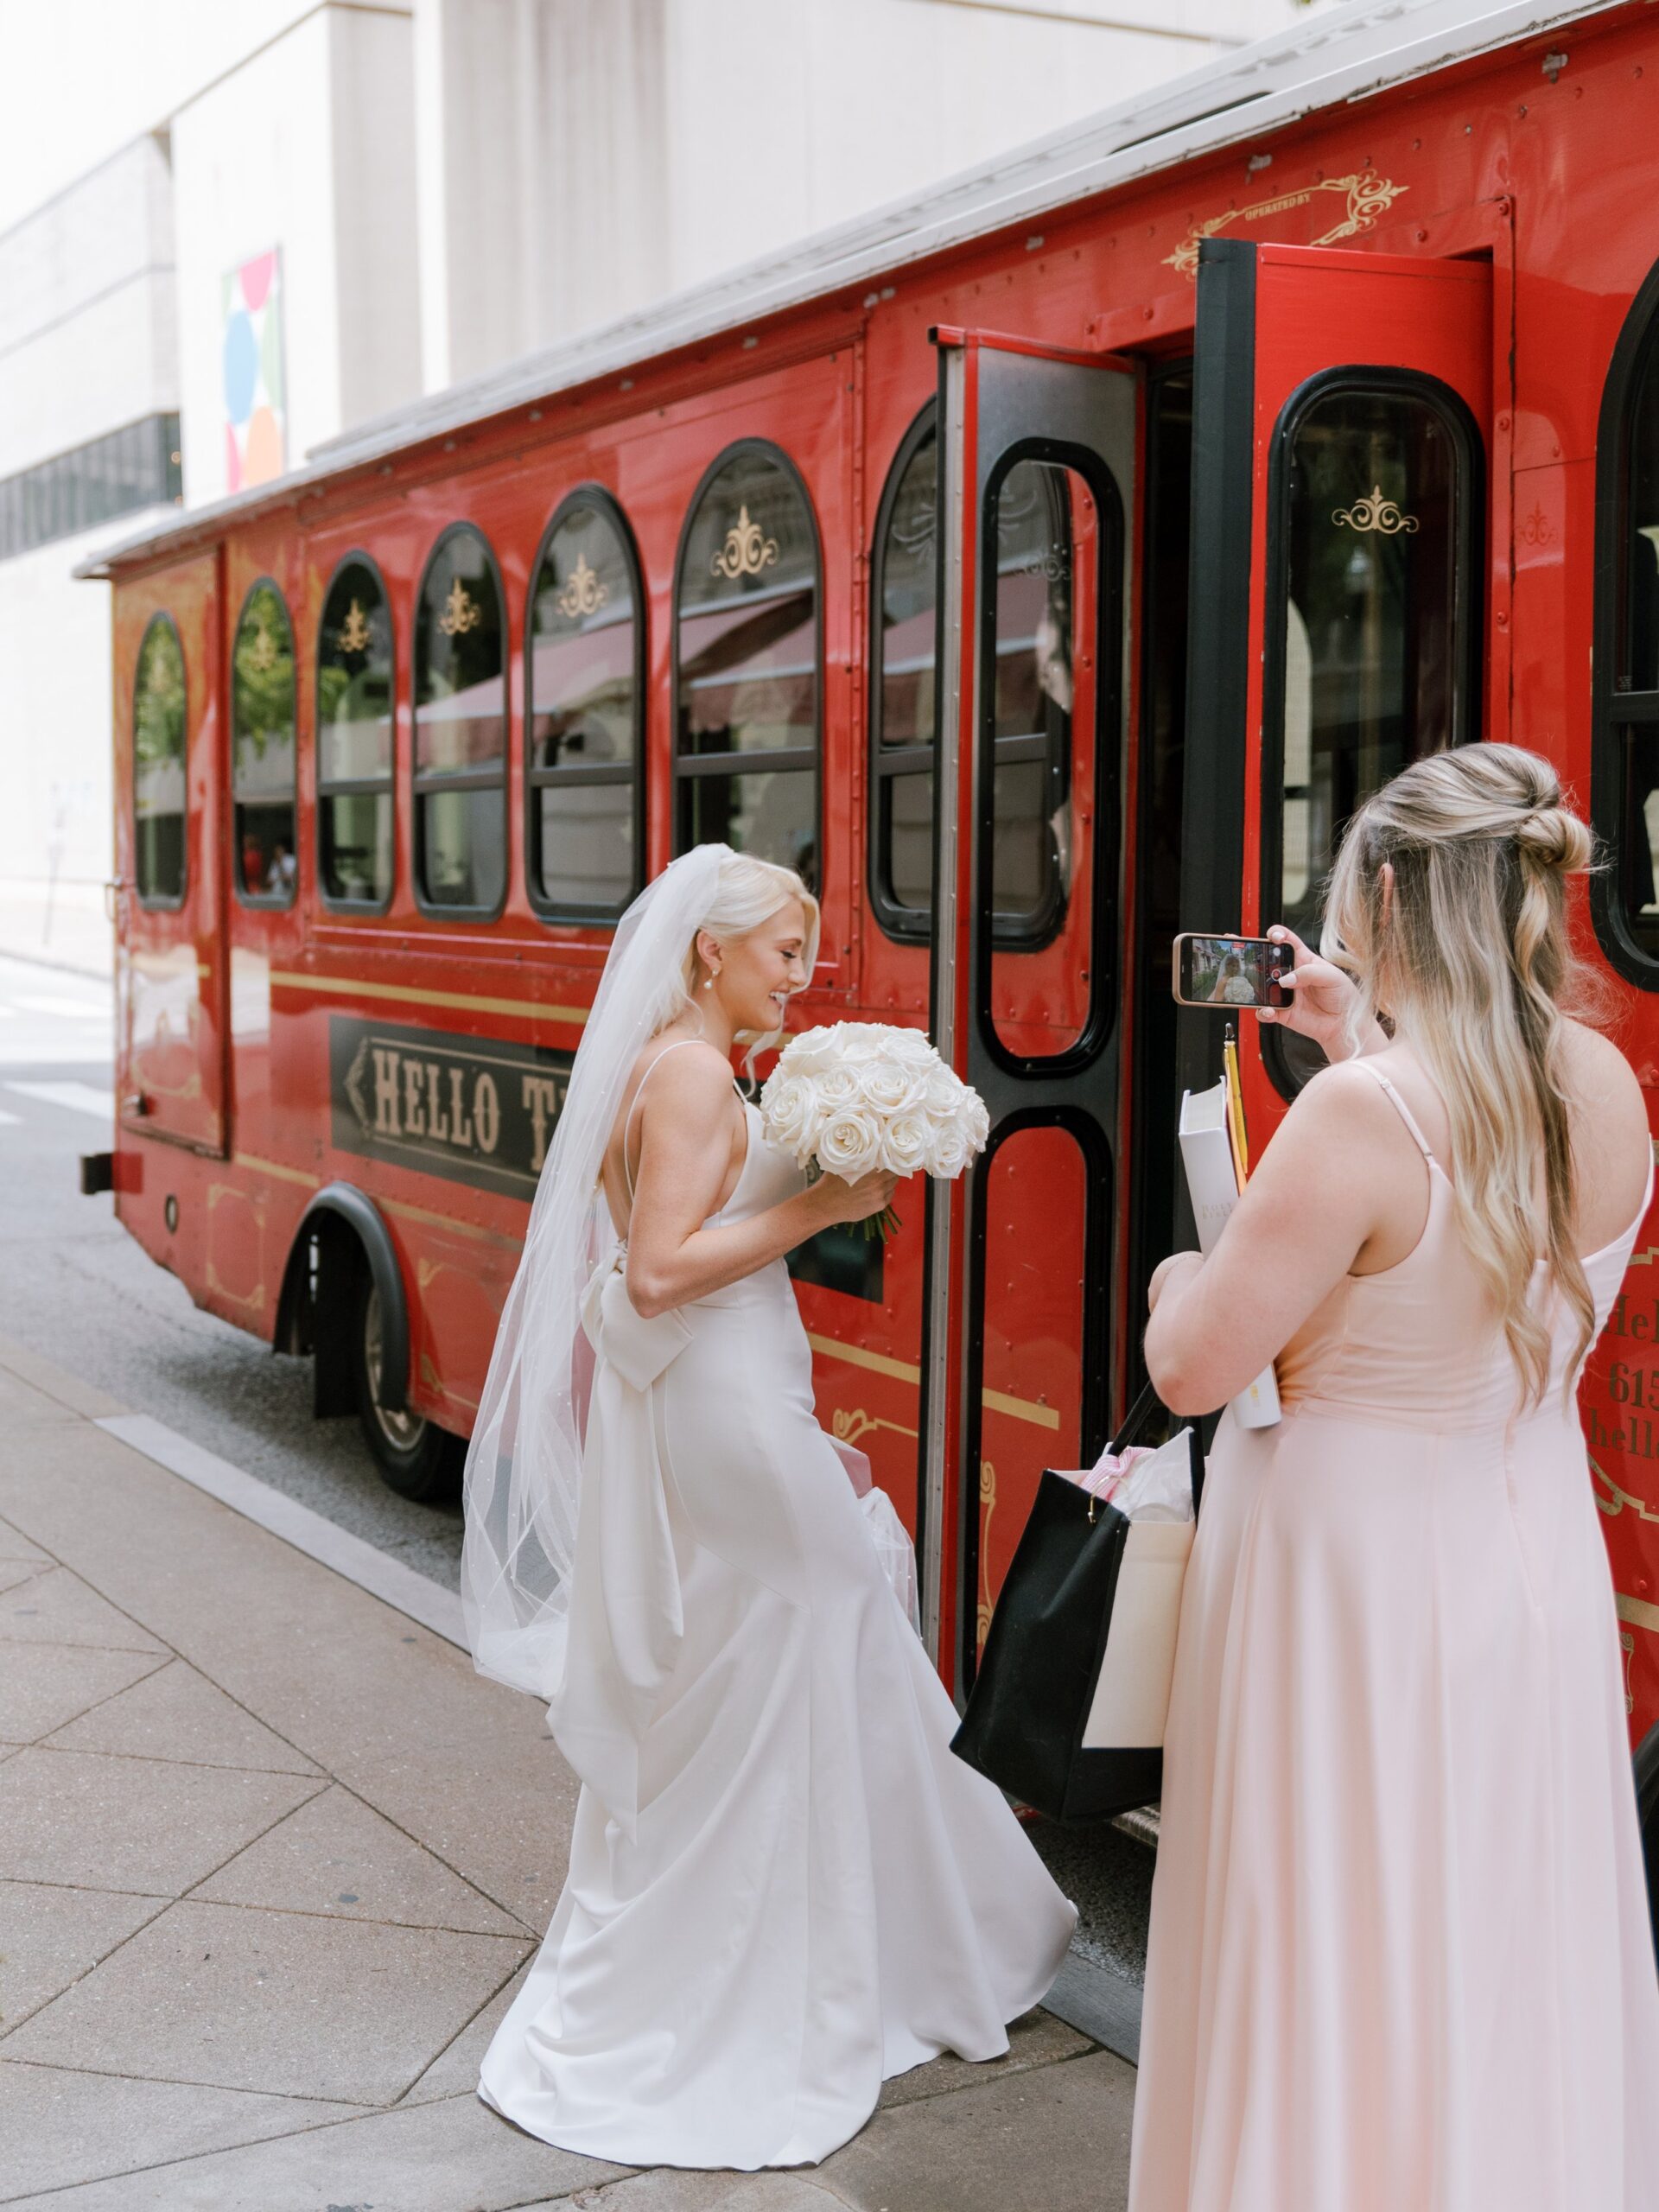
(527, 491, 642, 921)
(133, 613, 187, 907)
(870, 410, 938, 938)
(316, 556, 394, 910)
(231, 579, 298, 907)
(674, 442, 819, 887)
(1263, 374, 1481, 1087)
(414, 525, 507, 917)
(1594, 276, 1659, 977)
(984, 455, 1091, 948)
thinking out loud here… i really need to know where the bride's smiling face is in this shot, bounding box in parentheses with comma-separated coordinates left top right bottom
(698, 899, 810, 1033)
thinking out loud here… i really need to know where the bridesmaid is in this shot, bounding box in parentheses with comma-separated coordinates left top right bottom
(1130, 746, 1659, 2210)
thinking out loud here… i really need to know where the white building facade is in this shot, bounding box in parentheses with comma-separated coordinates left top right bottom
(0, 0, 1332, 965)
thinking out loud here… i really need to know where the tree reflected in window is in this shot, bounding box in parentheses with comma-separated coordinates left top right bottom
(317, 558, 394, 908)
(134, 615, 187, 906)
(232, 580, 297, 905)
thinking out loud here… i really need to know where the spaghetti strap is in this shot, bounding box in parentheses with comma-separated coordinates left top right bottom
(1350, 1057, 1437, 1164)
(622, 1039, 704, 1200)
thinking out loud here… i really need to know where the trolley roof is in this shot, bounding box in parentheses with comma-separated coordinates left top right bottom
(79, 0, 1622, 582)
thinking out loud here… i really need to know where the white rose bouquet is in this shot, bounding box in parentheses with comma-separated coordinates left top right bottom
(759, 1020, 990, 1240)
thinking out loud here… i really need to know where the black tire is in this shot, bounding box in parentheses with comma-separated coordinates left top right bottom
(349, 1270, 462, 1503)
(1637, 1719, 1659, 1971)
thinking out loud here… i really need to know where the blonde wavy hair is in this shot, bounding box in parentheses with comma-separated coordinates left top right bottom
(1323, 745, 1597, 1407)
(669, 851, 820, 1077)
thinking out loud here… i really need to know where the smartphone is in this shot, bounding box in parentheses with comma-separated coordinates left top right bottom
(1172, 932, 1294, 1010)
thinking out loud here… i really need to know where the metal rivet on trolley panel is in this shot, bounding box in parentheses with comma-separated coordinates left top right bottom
(164, 1196, 179, 1234)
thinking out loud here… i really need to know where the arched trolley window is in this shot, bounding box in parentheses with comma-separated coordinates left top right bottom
(316, 556, 395, 911)
(526, 489, 644, 921)
(1260, 370, 1483, 1092)
(133, 613, 187, 908)
(674, 442, 819, 887)
(231, 579, 298, 907)
(1593, 260, 1659, 982)
(413, 524, 508, 918)
(868, 405, 1097, 955)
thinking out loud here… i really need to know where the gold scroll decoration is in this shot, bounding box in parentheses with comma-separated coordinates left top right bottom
(556, 552, 609, 620)
(1333, 485, 1419, 536)
(439, 577, 480, 637)
(337, 599, 372, 653)
(1163, 171, 1408, 282)
(711, 505, 779, 582)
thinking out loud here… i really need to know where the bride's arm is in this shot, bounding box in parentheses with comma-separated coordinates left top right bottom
(625, 1046, 897, 1319)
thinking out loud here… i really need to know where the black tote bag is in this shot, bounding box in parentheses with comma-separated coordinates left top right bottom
(949, 1380, 1204, 1825)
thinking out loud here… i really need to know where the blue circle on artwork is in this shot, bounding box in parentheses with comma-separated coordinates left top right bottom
(222, 311, 259, 422)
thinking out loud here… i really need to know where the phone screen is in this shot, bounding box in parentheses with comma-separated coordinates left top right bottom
(1174, 933, 1294, 1009)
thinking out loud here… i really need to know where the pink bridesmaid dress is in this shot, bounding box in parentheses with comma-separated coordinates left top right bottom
(1129, 1062, 1659, 2212)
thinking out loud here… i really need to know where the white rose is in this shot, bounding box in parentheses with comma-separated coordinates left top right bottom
(858, 1060, 926, 1115)
(921, 1064, 962, 1115)
(885, 1027, 938, 1068)
(928, 1120, 972, 1178)
(814, 1063, 862, 1109)
(780, 1026, 839, 1077)
(833, 1023, 888, 1065)
(817, 1109, 882, 1181)
(883, 1111, 931, 1175)
(761, 1072, 819, 1161)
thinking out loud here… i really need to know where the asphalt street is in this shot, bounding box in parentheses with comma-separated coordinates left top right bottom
(0, 949, 1154, 1995)
(0, 954, 466, 1584)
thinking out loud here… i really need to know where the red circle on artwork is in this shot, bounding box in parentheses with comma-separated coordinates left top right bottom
(225, 423, 242, 495)
(239, 251, 276, 312)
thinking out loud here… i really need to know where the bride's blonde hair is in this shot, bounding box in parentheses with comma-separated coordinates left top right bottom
(670, 851, 820, 1074)
(1323, 744, 1597, 1407)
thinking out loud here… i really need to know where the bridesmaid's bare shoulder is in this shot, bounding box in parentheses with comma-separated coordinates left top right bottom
(1557, 1019, 1649, 1243)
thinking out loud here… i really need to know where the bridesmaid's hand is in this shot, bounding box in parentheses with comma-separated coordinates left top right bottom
(1256, 925, 1381, 1062)
(810, 1167, 901, 1228)
(1147, 1251, 1202, 1313)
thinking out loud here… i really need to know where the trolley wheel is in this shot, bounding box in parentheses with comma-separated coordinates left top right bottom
(1637, 1719, 1659, 1969)
(350, 1273, 461, 1503)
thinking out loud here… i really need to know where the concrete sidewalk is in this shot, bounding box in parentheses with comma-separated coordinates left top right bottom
(0, 1336, 1136, 2211)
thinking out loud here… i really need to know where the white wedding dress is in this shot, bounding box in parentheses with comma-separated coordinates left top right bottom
(478, 1076, 1076, 2171)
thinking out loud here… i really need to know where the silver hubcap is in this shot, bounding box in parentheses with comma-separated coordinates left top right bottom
(364, 1284, 425, 1452)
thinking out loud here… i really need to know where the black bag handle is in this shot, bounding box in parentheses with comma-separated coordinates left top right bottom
(1108, 1376, 1205, 1521)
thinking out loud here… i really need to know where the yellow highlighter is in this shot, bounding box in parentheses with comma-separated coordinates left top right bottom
(1222, 1023, 1249, 1191)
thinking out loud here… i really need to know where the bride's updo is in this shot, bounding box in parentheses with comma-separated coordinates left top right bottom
(1322, 743, 1597, 1404)
(672, 850, 821, 1068)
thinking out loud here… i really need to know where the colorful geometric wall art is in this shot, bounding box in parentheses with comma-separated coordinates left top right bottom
(222, 248, 286, 494)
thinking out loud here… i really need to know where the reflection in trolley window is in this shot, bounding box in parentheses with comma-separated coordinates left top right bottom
(986, 455, 1087, 947)
(316, 556, 395, 911)
(232, 579, 298, 906)
(869, 410, 938, 938)
(1593, 267, 1659, 979)
(674, 442, 819, 888)
(527, 492, 643, 922)
(1263, 374, 1481, 1088)
(414, 526, 508, 918)
(133, 613, 187, 907)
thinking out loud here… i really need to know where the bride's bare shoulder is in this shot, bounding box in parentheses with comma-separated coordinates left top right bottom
(632, 1038, 735, 1119)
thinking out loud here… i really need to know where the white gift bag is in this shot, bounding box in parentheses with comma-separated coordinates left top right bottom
(1057, 1427, 1197, 1752)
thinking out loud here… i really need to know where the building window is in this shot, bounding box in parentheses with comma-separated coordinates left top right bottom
(1263, 373, 1481, 1086)
(1594, 266, 1659, 981)
(870, 409, 938, 938)
(526, 490, 643, 921)
(0, 414, 182, 564)
(413, 525, 507, 917)
(133, 614, 187, 907)
(674, 442, 819, 887)
(231, 579, 298, 906)
(316, 556, 394, 910)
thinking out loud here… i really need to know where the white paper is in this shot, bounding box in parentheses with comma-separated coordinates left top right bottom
(1178, 1082, 1281, 1429)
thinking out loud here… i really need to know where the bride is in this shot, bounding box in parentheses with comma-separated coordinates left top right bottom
(461, 843, 1075, 2171)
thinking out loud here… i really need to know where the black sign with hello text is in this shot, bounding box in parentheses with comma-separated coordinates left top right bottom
(328, 1014, 574, 1200)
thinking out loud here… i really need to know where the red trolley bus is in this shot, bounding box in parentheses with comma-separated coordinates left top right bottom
(79, 0, 1659, 1768)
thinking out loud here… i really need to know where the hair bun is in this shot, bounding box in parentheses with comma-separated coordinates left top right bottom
(1513, 803, 1592, 874)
